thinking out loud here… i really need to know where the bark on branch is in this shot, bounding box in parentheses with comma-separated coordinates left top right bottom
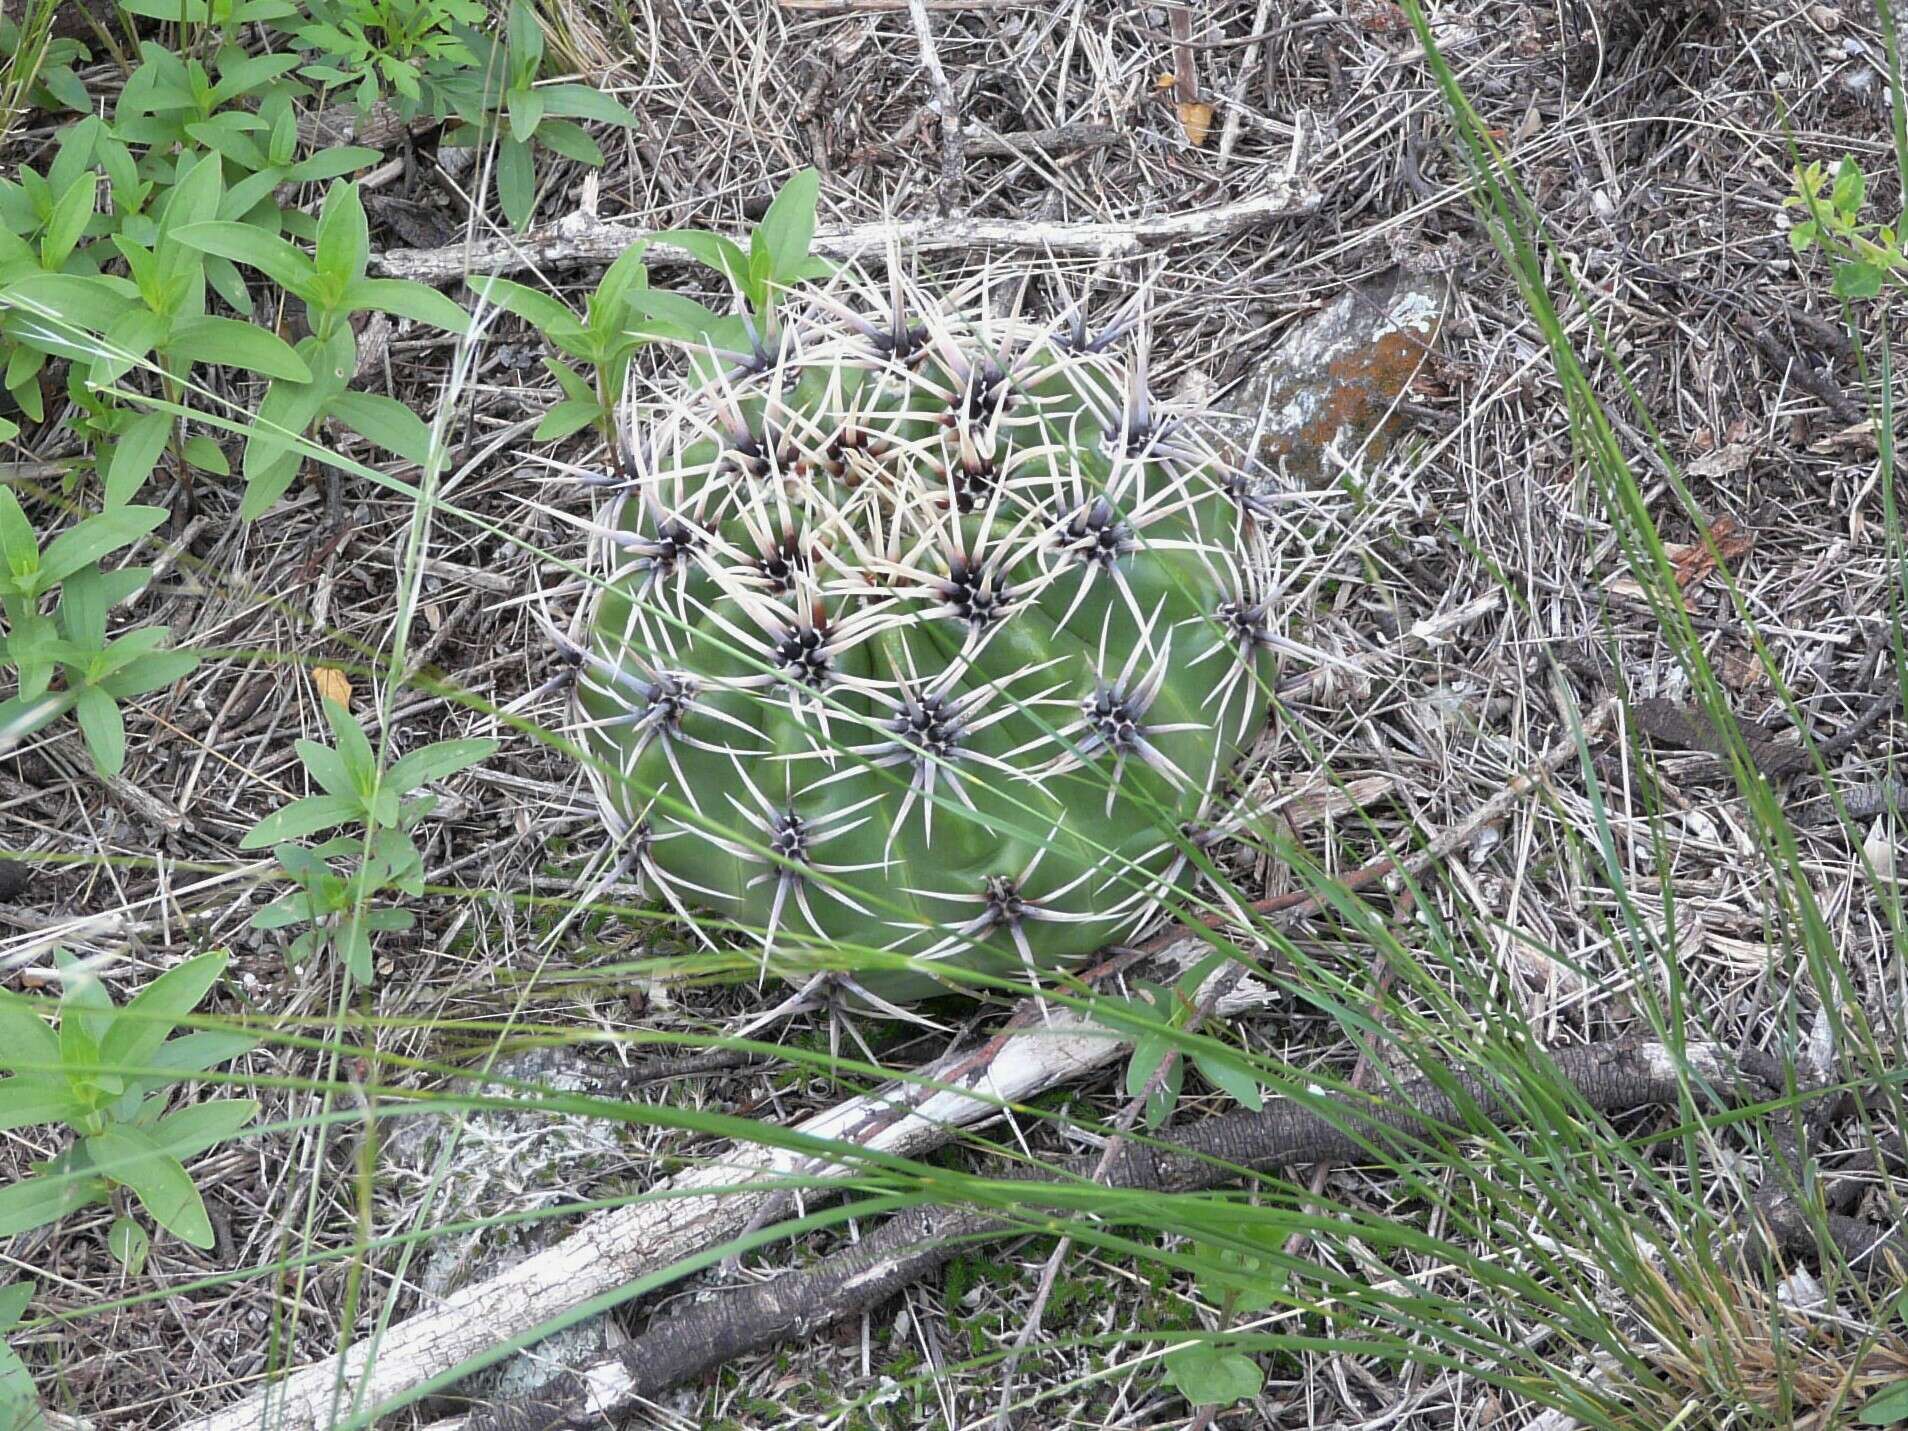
(368, 185, 1321, 285)
(454, 1040, 1783, 1431)
(178, 947, 1281, 1431)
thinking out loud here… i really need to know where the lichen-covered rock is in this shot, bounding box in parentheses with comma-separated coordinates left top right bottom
(1207, 267, 1448, 485)
(573, 270, 1313, 1003)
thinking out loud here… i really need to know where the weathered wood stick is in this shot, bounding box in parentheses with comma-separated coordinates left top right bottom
(453, 1039, 1783, 1431)
(369, 184, 1320, 284)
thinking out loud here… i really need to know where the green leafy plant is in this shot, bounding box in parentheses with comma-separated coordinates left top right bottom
(656, 165, 831, 321)
(438, 0, 637, 231)
(1161, 1224, 1287, 1408)
(1786, 156, 1905, 301)
(287, 0, 485, 116)
(0, 492, 195, 775)
(3, 153, 314, 505)
(112, 42, 305, 158)
(242, 697, 496, 984)
(1098, 954, 1266, 1129)
(473, 242, 724, 444)
(177, 179, 471, 515)
(0, 949, 256, 1268)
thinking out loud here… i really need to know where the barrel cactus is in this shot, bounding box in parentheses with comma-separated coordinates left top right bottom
(571, 269, 1303, 1005)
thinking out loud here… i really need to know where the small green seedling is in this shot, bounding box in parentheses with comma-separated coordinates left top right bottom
(0, 493, 194, 776)
(242, 697, 495, 984)
(1786, 156, 1904, 301)
(1100, 954, 1266, 1130)
(289, 0, 485, 116)
(654, 166, 832, 322)
(0, 949, 257, 1270)
(177, 180, 471, 515)
(442, 0, 638, 231)
(473, 243, 724, 444)
(1163, 1230, 1288, 1409)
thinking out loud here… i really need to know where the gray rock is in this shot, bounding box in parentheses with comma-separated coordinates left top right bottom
(1205, 267, 1450, 485)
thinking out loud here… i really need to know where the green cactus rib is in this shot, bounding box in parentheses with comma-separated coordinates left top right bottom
(574, 271, 1291, 1002)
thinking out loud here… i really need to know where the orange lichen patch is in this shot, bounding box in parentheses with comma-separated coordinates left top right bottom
(1251, 320, 1440, 480)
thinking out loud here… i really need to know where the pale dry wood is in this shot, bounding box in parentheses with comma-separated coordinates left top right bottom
(370, 185, 1322, 284)
(178, 946, 1276, 1431)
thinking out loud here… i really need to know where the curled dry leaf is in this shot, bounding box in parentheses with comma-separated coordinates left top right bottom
(1177, 100, 1214, 147)
(312, 666, 352, 710)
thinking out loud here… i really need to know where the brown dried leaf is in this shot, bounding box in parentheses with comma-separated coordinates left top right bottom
(1176, 99, 1214, 147)
(313, 666, 353, 710)
(1670, 514, 1754, 590)
(1684, 441, 1753, 479)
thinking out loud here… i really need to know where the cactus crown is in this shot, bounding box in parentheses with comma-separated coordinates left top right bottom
(572, 267, 1292, 1003)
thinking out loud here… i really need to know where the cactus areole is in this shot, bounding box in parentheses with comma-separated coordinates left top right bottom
(574, 271, 1291, 1004)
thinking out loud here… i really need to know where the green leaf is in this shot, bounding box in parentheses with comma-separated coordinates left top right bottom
(324, 697, 378, 784)
(102, 411, 174, 508)
(506, 86, 545, 145)
(539, 84, 638, 126)
(1861, 1380, 1908, 1424)
(0, 1166, 106, 1237)
(173, 221, 314, 293)
(1190, 1048, 1264, 1112)
(41, 172, 98, 271)
(496, 136, 536, 231)
(239, 792, 363, 848)
(84, 1126, 213, 1247)
(313, 182, 371, 287)
(533, 398, 604, 441)
(283, 146, 382, 183)
(328, 391, 434, 464)
(0, 1282, 30, 1331)
(74, 685, 126, 776)
(654, 229, 749, 296)
(98, 950, 227, 1080)
(0, 691, 79, 753)
(1832, 156, 1866, 216)
(153, 1098, 256, 1159)
(4, 272, 136, 333)
(135, 1030, 255, 1086)
(1834, 261, 1886, 300)
(385, 737, 497, 794)
(183, 434, 230, 475)
(531, 119, 603, 168)
(296, 737, 358, 799)
(40, 507, 166, 586)
(0, 1076, 84, 1130)
(471, 276, 576, 332)
(107, 1214, 151, 1275)
(1126, 1032, 1171, 1101)
(759, 167, 820, 288)
(0, 991, 61, 1077)
(0, 488, 41, 588)
(88, 306, 170, 389)
(1163, 1344, 1262, 1407)
(336, 278, 471, 335)
(168, 316, 312, 381)
(98, 648, 197, 700)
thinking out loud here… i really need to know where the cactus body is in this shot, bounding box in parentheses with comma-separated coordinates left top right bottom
(574, 273, 1286, 1003)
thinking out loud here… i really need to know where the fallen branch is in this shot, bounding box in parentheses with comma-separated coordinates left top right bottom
(178, 947, 1278, 1431)
(368, 185, 1320, 284)
(453, 1039, 1783, 1431)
